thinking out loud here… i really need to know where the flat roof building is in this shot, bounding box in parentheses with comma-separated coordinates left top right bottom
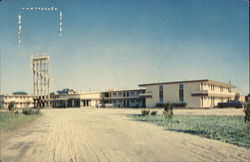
(1, 79, 242, 109)
(139, 79, 239, 108)
(0, 94, 34, 109)
(50, 88, 145, 108)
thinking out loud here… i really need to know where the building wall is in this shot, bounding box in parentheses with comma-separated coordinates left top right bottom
(108, 89, 145, 108)
(144, 83, 201, 107)
(80, 92, 103, 107)
(144, 85, 160, 108)
(80, 92, 103, 99)
(183, 83, 201, 107)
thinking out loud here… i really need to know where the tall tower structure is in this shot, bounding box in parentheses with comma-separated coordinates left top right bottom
(31, 55, 50, 107)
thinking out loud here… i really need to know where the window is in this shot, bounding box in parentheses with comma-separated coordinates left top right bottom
(220, 87, 223, 92)
(118, 92, 122, 96)
(179, 84, 184, 102)
(209, 84, 215, 91)
(159, 85, 163, 102)
(113, 93, 116, 96)
(131, 92, 134, 95)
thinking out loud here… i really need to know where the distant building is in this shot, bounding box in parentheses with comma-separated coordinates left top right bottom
(0, 79, 242, 109)
(0, 94, 34, 108)
(105, 89, 145, 108)
(50, 88, 145, 108)
(139, 79, 238, 108)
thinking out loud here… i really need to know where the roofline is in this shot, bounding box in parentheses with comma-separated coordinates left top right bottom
(0, 94, 34, 97)
(79, 89, 145, 94)
(138, 79, 236, 88)
(107, 88, 145, 92)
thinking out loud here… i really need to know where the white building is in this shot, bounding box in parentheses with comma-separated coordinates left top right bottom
(1, 79, 241, 109)
(0, 94, 34, 109)
(139, 79, 239, 108)
(105, 89, 145, 108)
(50, 88, 145, 108)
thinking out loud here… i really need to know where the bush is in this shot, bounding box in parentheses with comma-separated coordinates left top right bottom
(156, 102, 186, 108)
(22, 108, 40, 115)
(156, 103, 165, 108)
(172, 102, 187, 107)
(163, 103, 174, 119)
(141, 109, 150, 116)
(151, 111, 157, 116)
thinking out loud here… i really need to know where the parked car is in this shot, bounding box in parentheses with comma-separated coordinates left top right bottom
(105, 104, 113, 108)
(217, 100, 243, 108)
(96, 103, 106, 108)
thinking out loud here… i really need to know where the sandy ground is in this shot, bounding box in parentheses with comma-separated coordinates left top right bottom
(1, 108, 250, 162)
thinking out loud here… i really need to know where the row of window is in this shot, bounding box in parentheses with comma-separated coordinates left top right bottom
(201, 96, 231, 100)
(112, 99, 141, 104)
(201, 84, 231, 92)
(3, 102, 33, 105)
(201, 96, 231, 106)
(112, 91, 142, 96)
(3, 96, 32, 100)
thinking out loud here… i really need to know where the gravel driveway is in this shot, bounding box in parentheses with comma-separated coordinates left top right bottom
(1, 108, 250, 162)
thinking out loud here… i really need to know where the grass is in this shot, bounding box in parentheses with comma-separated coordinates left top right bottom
(0, 112, 39, 131)
(129, 114, 250, 148)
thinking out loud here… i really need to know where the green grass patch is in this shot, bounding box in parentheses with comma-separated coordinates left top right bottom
(129, 114, 250, 148)
(0, 112, 39, 131)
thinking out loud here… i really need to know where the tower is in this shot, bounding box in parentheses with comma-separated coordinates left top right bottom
(31, 55, 50, 107)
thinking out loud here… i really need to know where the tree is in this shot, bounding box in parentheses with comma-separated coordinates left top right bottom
(12, 91, 28, 95)
(8, 102, 16, 112)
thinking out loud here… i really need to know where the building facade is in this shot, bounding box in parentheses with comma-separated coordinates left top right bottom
(0, 94, 34, 109)
(1, 79, 240, 109)
(104, 89, 145, 108)
(50, 88, 145, 108)
(139, 79, 238, 108)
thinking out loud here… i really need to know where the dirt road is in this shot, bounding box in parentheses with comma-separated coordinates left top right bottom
(1, 108, 250, 162)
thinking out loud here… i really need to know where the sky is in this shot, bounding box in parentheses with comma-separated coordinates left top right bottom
(0, 0, 249, 95)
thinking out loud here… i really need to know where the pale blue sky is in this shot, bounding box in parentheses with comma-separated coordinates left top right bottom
(0, 0, 249, 95)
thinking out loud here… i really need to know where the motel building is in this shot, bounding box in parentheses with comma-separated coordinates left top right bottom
(139, 79, 239, 108)
(0, 94, 34, 109)
(0, 79, 242, 109)
(50, 88, 145, 108)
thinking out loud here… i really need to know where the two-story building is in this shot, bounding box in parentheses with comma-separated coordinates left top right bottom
(104, 89, 145, 108)
(0, 94, 34, 108)
(139, 79, 238, 108)
(50, 88, 145, 108)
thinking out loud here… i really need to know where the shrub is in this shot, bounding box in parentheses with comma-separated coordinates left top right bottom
(156, 103, 165, 108)
(172, 102, 187, 107)
(163, 103, 174, 119)
(141, 109, 150, 116)
(151, 111, 157, 116)
(156, 102, 186, 108)
(22, 108, 40, 115)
